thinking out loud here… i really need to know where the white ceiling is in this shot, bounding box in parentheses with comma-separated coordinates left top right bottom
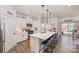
(12, 5, 79, 18)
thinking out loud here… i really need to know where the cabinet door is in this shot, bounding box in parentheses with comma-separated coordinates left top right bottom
(4, 16, 16, 52)
(15, 17, 28, 42)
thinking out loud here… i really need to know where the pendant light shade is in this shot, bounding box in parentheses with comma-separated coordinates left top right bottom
(41, 5, 45, 24)
(46, 9, 49, 24)
(49, 12, 52, 25)
(41, 5, 44, 7)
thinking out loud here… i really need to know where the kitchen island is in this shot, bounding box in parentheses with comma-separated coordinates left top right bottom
(30, 32, 56, 53)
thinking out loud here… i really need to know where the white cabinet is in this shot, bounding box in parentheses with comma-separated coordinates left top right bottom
(30, 37, 40, 53)
(1, 16, 28, 52)
(3, 16, 16, 52)
(15, 17, 28, 43)
(3, 16, 28, 52)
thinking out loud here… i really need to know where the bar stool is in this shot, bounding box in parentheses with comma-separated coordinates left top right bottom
(40, 34, 57, 53)
(51, 33, 59, 52)
(54, 33, 58, 45)
(39, 38, 51, 53)
(51, 35, 56, 52)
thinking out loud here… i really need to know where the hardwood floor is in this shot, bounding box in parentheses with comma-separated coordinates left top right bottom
(8, 39, 32, 53)
(8, 34, 79, 53)
(0, 32, 3, 53)
(55, 34, 79, 53)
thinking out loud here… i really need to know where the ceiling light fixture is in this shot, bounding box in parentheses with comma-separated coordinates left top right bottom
(49, 12, 52, 25)
(41, 5, 45, 24)
(46, 9, 49, 24)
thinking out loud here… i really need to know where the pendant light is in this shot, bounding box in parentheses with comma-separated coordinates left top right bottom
(41, 5, 44, 24)
(46, 9, 49, 24)
(49, 12, 52, 25)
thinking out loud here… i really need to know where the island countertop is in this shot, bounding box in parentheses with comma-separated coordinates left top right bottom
(30, 32, 56, 40)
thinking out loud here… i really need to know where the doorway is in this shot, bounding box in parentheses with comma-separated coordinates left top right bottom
(61, 22, 74, 35)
